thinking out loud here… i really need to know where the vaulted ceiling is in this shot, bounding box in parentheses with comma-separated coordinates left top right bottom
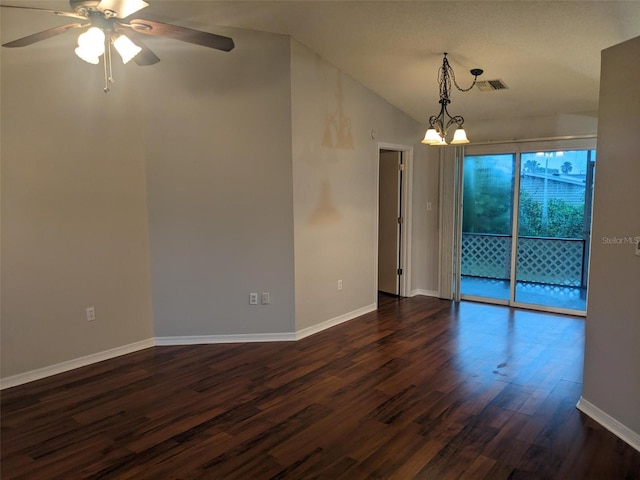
(3, 1, 640, 126)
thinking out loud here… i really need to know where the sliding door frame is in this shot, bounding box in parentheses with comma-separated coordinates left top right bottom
(460, 137, 597, 316)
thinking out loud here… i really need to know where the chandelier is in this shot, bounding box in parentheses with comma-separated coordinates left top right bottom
(422, 53, 483, 146)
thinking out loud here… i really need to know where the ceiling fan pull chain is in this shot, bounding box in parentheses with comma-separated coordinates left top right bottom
(103, 36, 115, 93)
(103, 36, 110, 93)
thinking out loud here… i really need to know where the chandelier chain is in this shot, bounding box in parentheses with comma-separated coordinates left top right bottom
(444, 55, 479, 92)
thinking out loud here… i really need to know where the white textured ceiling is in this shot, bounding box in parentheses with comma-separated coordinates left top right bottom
(3, 1, 640, 125)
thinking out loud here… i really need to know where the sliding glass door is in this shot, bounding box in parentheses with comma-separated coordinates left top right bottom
(460, 154, 515, 302)
(514, 150, 594, 311)
(459, 141, 596, 315)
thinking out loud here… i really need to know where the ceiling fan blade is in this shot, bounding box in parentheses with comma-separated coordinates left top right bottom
(0, 4, 85, 19)
(2, 23, 84, 48)
(129, 19, 234, 52)
(133, 43, 160, 66)
(97, 0, 148, 19)
(117, 29, 160, 66)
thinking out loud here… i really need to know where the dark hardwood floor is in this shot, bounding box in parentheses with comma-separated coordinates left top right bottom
(2, 295, 639, 479)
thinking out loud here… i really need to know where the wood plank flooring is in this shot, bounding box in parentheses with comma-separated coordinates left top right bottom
(2, 295, 639, 479)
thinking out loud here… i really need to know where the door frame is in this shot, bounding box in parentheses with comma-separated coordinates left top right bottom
(375, 143, 413, 298)
(459, 137, 597, 316)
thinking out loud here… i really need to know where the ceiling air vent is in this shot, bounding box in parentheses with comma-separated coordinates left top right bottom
(476, 79, 508, 92)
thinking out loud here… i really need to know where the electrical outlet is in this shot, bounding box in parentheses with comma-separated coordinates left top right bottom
(338, 280, 343, 291)
(249, 293, 258, 305)
(86, 306, 96, 321)
(261, 292, 270, 305)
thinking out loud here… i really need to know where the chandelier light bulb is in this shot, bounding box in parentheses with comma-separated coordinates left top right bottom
(450, 127, 470, 145)
(422, 128, 442, 145)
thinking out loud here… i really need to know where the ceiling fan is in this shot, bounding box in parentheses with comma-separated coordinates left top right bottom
(1, 0, 235, 92)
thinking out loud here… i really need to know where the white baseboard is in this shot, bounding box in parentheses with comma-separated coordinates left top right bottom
(0, 338, 155, 390)
(409, 289, 439, 298)
(1, 305, 379, 389)
(576, 396, 640, 452)
(295, 303, 377, 340)
(155, 304, 378, 345)
(155, 332, 296, 345)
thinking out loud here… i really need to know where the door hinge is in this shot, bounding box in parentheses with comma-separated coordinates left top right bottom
(398, 217, 404, 224)
(397, 268, 403, 275)
(399, 163, 405, 171)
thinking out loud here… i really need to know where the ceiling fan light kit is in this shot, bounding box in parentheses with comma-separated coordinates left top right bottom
(1, 0, 235, 93)
(112, 34, 141, 64)
(421, 53, 483, 146)
(75, 26, 104, 64)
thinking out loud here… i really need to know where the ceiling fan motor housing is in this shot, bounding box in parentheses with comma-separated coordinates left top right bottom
(70, 0, 109, 16)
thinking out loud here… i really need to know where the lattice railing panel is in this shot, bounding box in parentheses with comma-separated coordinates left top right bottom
(516, 237, 584, 286)
(462, 234, 585, 286)
(461, 234, 511, 280)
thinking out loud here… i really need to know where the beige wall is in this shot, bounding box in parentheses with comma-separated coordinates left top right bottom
(145, 29, 296, 337)
(412, 147, 441, 294)
(1, 20, 440, 380)
(290, 40, 436, 331)
(1, 14, 154, 377)
(582, 36, 640, 435)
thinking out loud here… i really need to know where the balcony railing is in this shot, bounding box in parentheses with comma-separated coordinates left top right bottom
(461, 233, 586, 287)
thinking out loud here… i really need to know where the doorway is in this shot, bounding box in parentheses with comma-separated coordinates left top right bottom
(377, 145, 412, 298)
(459, 143, 596, 315)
